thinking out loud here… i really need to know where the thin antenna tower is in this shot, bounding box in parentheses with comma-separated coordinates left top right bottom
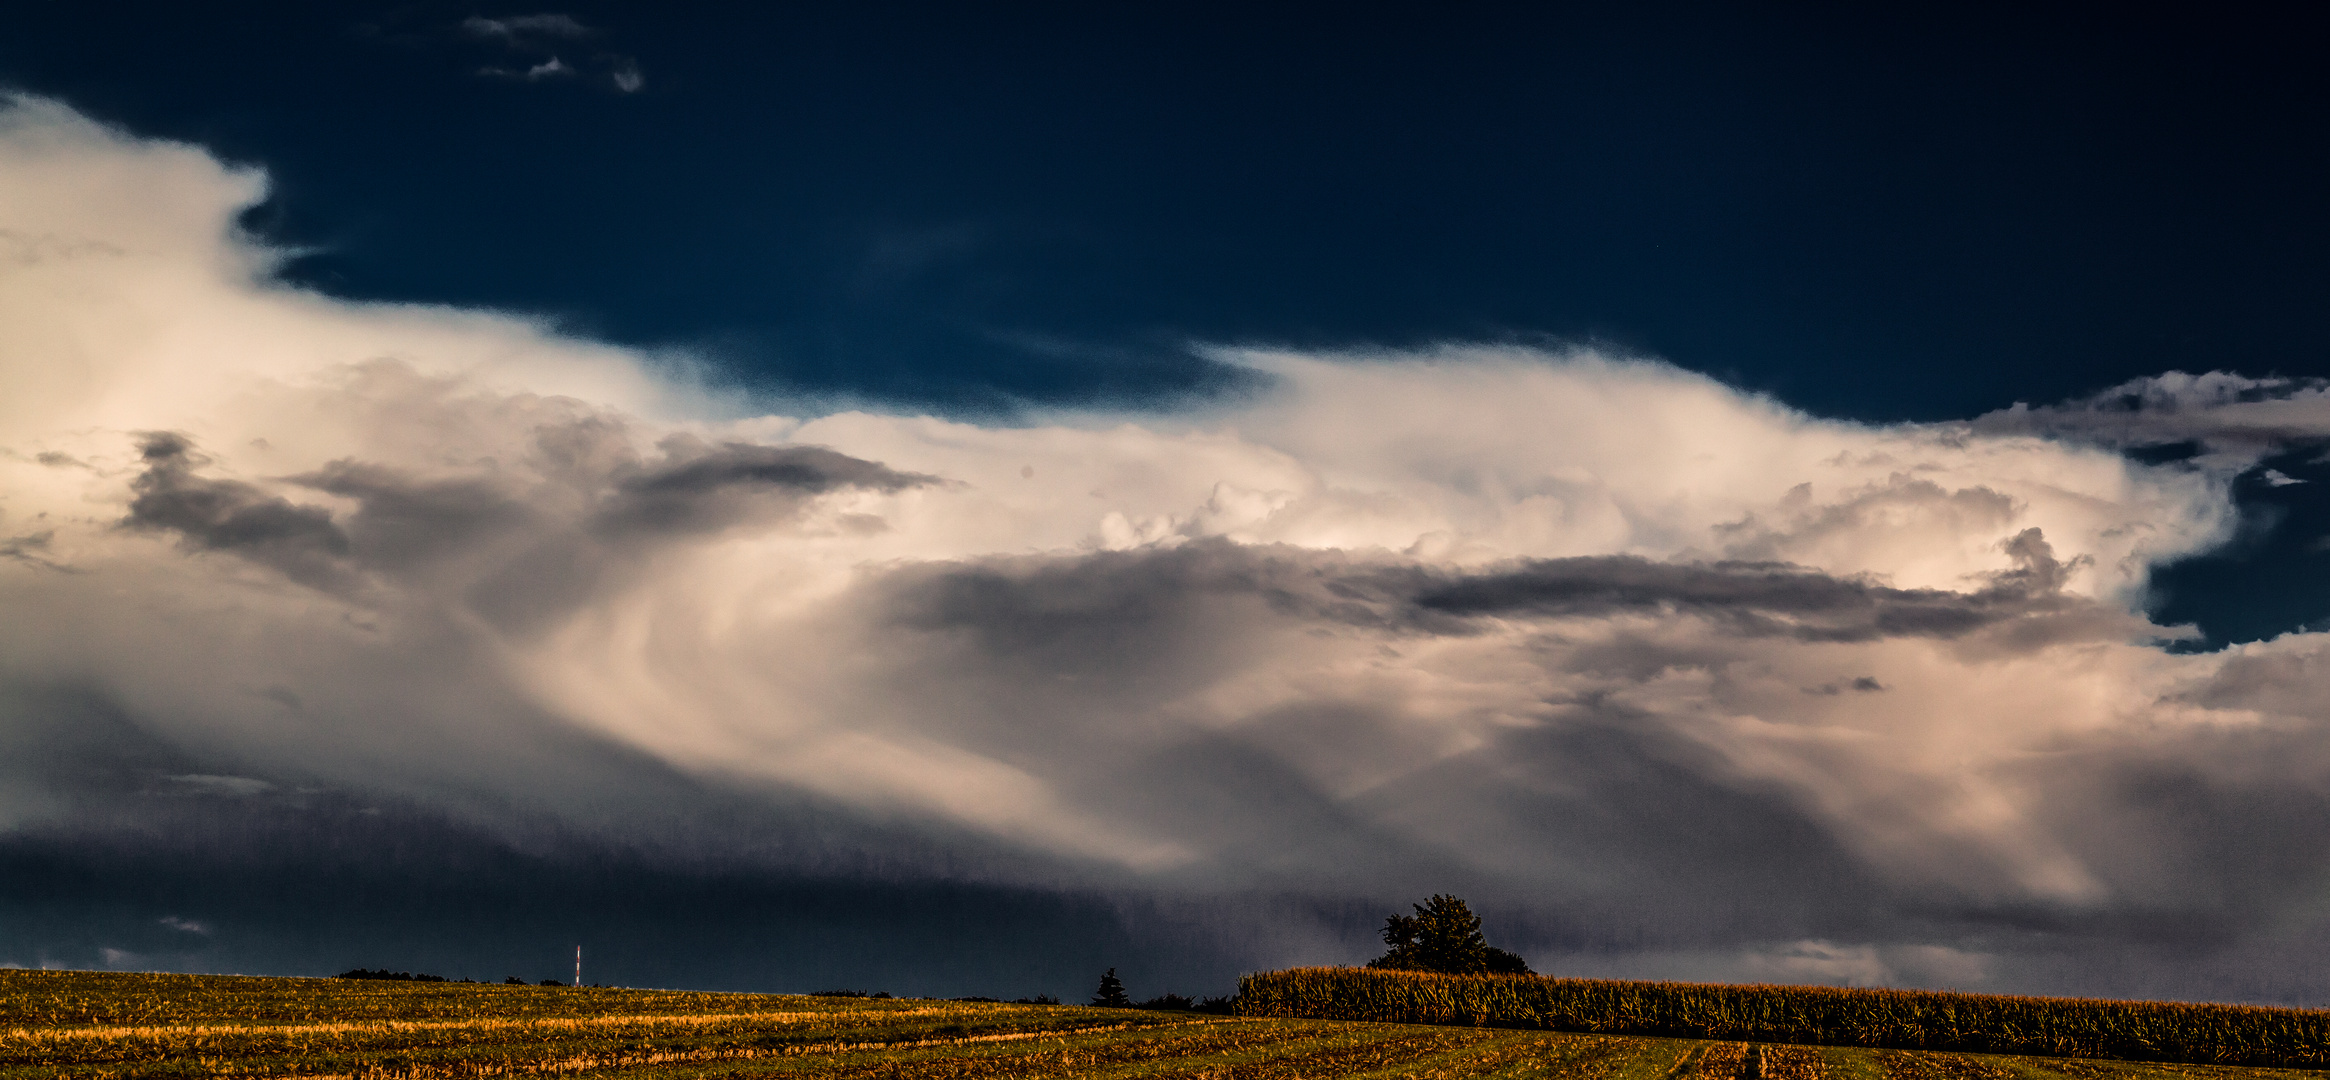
(574, 945, 581, 988)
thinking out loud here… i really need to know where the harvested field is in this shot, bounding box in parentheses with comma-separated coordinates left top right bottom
(4, 970, 2321, 1079)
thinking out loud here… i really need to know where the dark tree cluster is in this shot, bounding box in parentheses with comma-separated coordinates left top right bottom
(1366, 894, 1533, 975)
(1088, 968, 1234, 1013)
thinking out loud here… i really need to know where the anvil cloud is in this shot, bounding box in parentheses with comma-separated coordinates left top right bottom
(6, 96, 2330, 1001)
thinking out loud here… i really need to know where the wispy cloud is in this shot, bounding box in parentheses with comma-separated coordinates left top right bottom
(0, 530, 62, 570)
(479, 56, 581, 82)
(456, 13, 644, 92)
(461, 14, 592, 42)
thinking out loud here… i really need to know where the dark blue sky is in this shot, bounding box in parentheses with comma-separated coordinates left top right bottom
(9, 2, 2328, 422)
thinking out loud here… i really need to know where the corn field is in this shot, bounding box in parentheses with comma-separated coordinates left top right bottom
(1236, 967, 2330, 1068)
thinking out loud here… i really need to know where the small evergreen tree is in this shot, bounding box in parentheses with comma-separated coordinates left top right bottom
(1366, 894, 1535, 975)
(1090, 967, 1132, 1007)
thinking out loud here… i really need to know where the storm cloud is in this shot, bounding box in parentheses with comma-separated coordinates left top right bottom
(9, 94, 2330, 1003)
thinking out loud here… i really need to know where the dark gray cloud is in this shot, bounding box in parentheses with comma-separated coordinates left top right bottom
(596, 438, 943, 537)
(887, 532, 2099, 652)
(0, 797, 1335, 999)
(122, 432, 353, 589)
(0, 529, 62, 570)
(116, 430, 941, 603)
(289, 460, 533, 574)
(1404, 547, 2071, 644)
(0, 677, 1338, 997)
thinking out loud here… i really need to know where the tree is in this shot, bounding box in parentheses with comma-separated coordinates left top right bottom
(1090, 967, 1132, 1007)
(1365, 894, 1535, 975)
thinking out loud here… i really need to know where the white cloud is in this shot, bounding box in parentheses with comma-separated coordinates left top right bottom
(11, 94, 2330, 995)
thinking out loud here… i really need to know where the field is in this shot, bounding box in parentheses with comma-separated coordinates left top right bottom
(5, 970, 2326, 1080)
(1238, 968, 2330, 1069)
